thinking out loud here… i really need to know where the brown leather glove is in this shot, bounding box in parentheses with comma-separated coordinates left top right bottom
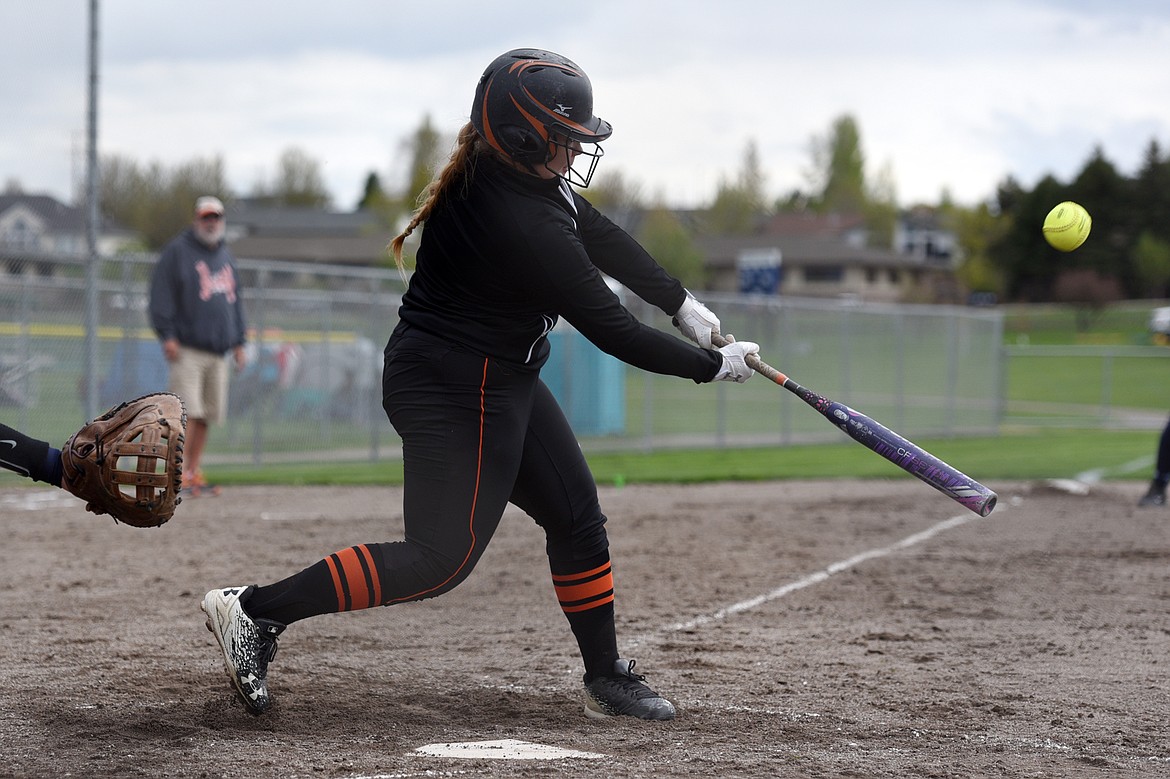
(60, 393, 187, 527)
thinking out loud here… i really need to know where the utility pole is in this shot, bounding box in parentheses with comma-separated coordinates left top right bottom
(83, 0, 100, 419)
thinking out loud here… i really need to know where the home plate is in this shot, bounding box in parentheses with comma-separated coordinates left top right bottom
(1042, 478, 1090, 496)
(415, 738, 605, 760)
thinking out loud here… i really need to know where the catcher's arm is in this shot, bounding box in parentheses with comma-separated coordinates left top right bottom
(60, 393, 187, 528)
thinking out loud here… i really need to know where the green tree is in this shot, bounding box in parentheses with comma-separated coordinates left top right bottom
(99, 153, 230, 249)
(863, 160, 898, 249)
(357, 171, 387, 211)
(706, 140, 768, 234)
(1067, 146, 1133, 289)
(989, 173, 1067, 301)
(587, 169, 644, 215)
(638, 205, 705, 288)
(1134, 140, 1170, 244)
(1133, 230, 1170, 298)
(809, 115, 866, 215)
(402, 115, 444, 210)
(355, 170, 404, 237)
(952, 201, 1007, 297)
(254, 147, 331, 208)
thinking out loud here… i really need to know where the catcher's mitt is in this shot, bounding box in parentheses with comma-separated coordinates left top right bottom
(61, 392, 187, 528)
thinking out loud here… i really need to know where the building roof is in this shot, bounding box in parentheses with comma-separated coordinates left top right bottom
(231, 235, 394, 266)
(696, 233, 918, 270)
(760, 211, 868, 237)
(229, 201, 384, 238)
(0, 193, 87, 233)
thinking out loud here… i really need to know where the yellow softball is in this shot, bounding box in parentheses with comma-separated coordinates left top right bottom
(1042, 201, 1092, 252)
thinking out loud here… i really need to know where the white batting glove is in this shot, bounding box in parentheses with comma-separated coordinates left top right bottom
(674, 290, 720, 349)
(713, 337, 759, 383)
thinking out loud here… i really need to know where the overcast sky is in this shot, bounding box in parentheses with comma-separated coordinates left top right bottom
(3, 0, 1169, 211)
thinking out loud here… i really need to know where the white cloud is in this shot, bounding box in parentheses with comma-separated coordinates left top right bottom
(2, 0, 1168, 209)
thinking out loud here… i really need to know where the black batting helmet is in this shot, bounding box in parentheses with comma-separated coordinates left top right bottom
(471, 48, 612, 185)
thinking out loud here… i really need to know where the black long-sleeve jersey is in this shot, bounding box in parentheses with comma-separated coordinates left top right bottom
(393, 156, 722, 383)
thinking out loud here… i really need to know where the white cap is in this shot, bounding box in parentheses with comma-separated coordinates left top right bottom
(194, 196, 225, 216)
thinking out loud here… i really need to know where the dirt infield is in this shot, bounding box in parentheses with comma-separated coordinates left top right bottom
(1, 478, 1167, 778)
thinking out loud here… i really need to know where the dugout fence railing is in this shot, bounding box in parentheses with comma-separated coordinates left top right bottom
(0, 250, 1009, 473)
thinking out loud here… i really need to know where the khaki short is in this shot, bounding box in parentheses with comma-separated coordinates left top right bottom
(168, 346, 229, 425)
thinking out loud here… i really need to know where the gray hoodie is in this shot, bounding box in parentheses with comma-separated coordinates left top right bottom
(149, 227, 247, 355)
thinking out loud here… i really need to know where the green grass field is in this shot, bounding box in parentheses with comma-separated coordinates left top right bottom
(198, 428, 1157, 488)
(201, 302, 1166, 487)
(2, 301, 1165, 491)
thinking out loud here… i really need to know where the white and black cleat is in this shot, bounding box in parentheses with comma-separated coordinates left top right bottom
(201, 585, 285, 715)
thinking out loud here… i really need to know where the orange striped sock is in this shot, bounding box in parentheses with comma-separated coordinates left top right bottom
(324, 544, 384, 611)
(552, 561, 615, 614)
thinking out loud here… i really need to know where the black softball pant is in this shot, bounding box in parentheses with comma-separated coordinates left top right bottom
(346, 328, 610, 609)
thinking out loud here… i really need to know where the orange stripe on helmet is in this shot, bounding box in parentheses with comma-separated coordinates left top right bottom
(509, 96, 551, 143)
(479, 80, 505, 154)
(509, 59, 601, 138)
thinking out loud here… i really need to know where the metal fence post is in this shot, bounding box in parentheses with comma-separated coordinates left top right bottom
(250, 269, 267, 467)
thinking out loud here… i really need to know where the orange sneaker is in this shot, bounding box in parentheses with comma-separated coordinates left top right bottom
(183, 469, 222, 497)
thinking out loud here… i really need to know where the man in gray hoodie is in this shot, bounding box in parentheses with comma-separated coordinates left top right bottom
(149, 196, 246, 496)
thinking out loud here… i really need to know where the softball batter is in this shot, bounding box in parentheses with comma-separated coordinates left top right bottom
(202, 48, 759, 720)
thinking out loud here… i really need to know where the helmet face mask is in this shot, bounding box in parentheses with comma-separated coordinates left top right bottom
(546, 132, 605, 188)
(472, 49, 612, 187)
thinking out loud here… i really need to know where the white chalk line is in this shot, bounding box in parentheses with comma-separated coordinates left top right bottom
(660, 508, 994, 635)
(1076, 455, 1152, 484)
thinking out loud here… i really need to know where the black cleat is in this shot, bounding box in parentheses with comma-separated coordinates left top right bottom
(1138, 480, 1167, 507)
(584, 658, 676, 721)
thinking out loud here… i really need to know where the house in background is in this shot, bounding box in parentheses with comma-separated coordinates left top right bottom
(2, 188, 963, 303)
(695, 209, 963, 304)
(226, 200, 393, 268)
(0, 192, 134, 273)
(895, 205, 959, 264)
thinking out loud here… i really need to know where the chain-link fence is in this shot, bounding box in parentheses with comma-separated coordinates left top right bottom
(0, 250, 1004, 471)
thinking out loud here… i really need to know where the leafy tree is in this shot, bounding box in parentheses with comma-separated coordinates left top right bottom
(863, 160, 898, 249)
(774, 188, 812, 213)
(986, 139, 1170, 301)
(587, 169, 644, 215)
(99, 153, 230, 249)
(1133, 231, 1170, 298)
(402, 115, 444, 210)
(1067, 146, 1132, 286)
(952, 201, 1007, 297)
(355, 169, 404, 239)
(357, 171, 387, 211)
(989, 173, 1067, 301)
(253, 147, 331, 208)
(809, 115, 866, 215)
(638, 205, 705, 288)
(706, 140, 768, 234)
(1134, 140, 1170, 244)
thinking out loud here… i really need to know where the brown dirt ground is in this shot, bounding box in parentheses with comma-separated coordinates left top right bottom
(0, 478, 1167, 778)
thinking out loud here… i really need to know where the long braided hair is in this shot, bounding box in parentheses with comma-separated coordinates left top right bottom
(389, 122, 485, 275)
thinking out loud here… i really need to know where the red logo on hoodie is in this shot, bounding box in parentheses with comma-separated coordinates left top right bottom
(195, 261, 237, 303)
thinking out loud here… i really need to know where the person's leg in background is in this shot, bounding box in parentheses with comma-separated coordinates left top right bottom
(1139, 416, 1170, 507)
